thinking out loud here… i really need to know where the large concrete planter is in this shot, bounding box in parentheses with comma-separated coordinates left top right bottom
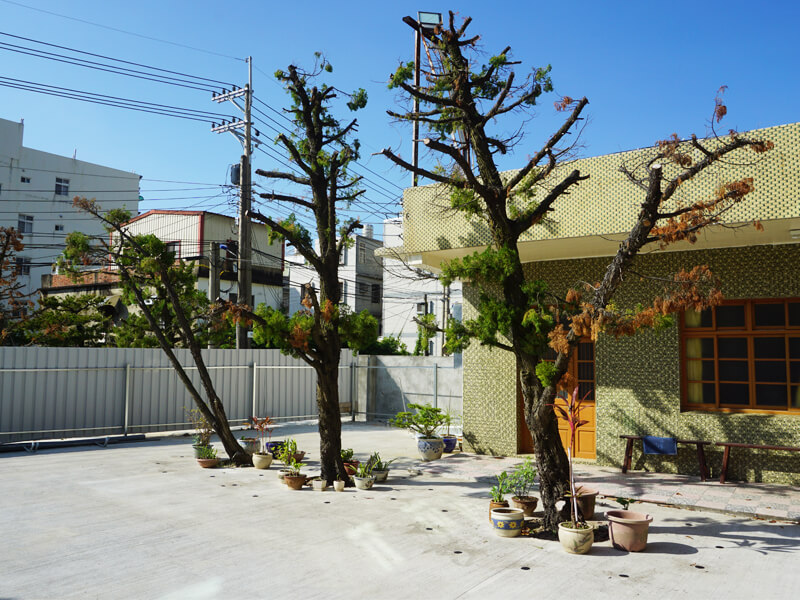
(607, 510, 653, 552)
(417, 437, 444, 461)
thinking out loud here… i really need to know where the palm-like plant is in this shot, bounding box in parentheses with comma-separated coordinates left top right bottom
(551, 387, 591, 527)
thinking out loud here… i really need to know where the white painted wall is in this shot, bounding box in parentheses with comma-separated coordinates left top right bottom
(0, 117, 140, 303)
(381, 218, 462, 355)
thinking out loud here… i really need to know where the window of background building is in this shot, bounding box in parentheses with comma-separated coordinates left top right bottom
(15, 256, 31, 276)
(371, 284, 380, 303)
(17, 214, 33, 234)
(682, 299, 800, 412)
(55, 177, 70, 196)
(358, 243, 366, 263)
(165, 241, 180, 258)
(20, 176, 30, 184)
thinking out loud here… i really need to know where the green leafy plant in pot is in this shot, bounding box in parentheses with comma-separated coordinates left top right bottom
(391, 403, 448, 461)
(283, 458, 307, 490)
(441, 407, 459, 453)
(351, 460, 376, 490)
(489, 471, 524, 536)
(341, 447, 359, 475)
(366, 451, 396, 483)
(186, 407, 214, 458)
(508, 458, 539, 517)
(552, 386, 594, 554)
(195, 445, 219, 468)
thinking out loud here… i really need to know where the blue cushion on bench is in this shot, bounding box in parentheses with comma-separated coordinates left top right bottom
(642, 436, 677, 455)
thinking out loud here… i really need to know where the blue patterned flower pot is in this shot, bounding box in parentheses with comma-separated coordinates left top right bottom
(417, 437, 444, 461)
(442, 435, 458, 453)
(266, 441, 285, 457)
(490, 508, 524, 537)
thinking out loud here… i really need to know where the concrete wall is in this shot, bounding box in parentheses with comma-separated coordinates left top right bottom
(355, 354, 462, 424)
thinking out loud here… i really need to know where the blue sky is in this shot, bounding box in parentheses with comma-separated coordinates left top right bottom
(2, 0, 798, 236)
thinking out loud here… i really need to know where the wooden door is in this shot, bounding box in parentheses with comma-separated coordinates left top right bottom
(518, 339, 596, 459)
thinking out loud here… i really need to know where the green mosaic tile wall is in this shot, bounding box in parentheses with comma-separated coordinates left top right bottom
(462, 244, 800, 485)
(402, 122, 800, 254)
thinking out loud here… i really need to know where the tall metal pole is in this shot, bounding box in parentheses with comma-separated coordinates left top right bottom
(412, 24, 421, 187)
(236, 56, 253, 349)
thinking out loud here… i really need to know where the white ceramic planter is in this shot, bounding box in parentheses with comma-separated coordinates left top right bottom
(312, 478, 328, 492)
(557, 522, 594, 554)
(353, 475, 376, 490)
(333, 480, 345, 492)
(417, 437, 444, 461)
(372, 469, 389, 483)
(490, 507, 524, 537)
(252, 453, 273, 469)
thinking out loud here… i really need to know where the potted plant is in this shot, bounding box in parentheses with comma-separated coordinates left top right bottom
(441, 407, 459, 453)
(390, 403, 448, 461)
(333, 476, 345, 492)
(196, 445, 220, 469)
(186, 407, 214, 458)
(489, 471, 511, 519)
(341, 448, 359, 475)
(552, 387, 594, 554)
(311, 477, 328, 492)
(251, 416, 275, 469)
(508, 458, 539, 517)
(607, 498, 653, 552)
(490, 507, 525, 537)
(351, 461, 377, 490)
(239, 419, 260, 456)
(283, 459, 307, 490)
(366, 452, 396, 483)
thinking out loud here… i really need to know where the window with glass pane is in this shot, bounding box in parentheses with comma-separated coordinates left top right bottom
(682, 299, 800, 412)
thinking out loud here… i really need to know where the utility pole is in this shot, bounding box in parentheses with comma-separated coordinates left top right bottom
(441, 285, 450, 355)
(211, 57, 253, 348)
(208, 241, 221, 349)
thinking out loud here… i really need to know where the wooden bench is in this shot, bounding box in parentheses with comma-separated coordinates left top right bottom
(620, 435, 711, 481)
(715, 442, 800, 484)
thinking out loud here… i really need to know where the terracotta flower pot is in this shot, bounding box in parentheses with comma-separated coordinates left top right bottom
(252, 453, 273, 469)
(344, 461, 360, 475)
(293, 451, 306, 463)
(284, 474, 307, 490)
(489, 499, 509, 522)
(196, 458, 220, 469)
(510, 495, 538, 517)
(573, 486, 598, 520)
(558, 522, 594, 554)
(607, 510, 653, 552)
(490, 507, 524, 537)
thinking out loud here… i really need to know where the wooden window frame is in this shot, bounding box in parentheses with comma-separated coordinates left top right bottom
(680, 298, 800, 414)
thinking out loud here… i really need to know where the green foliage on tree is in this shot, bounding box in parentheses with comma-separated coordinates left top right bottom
(22, 294, 112, 347)
(413, 313, 437, 355)
(359, 335, 409, 356)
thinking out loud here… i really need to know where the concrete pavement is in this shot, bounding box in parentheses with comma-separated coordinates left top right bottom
(1, 422, 798, 599)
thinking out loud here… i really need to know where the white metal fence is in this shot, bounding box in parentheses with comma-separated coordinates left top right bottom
(0, 348, 463, 444)
(0, 348, 356, 443)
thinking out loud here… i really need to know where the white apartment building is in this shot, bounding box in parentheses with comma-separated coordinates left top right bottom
(0, 117, 140, 303)
(287, 229, 383, 326)
(119, 210, 284, 309)
(379, 217, 462, 356)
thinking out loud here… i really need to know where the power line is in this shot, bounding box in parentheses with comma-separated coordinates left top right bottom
(0, 0, 245, 62)
(0, 31, 235, 87)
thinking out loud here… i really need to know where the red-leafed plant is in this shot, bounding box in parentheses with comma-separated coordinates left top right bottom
(251, 416, 275, 454)
(551, 387, 591, 527)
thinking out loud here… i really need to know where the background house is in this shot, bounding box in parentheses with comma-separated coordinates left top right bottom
(380, 217, 462, 355)
(286, 228, 382, 326)
(392, 122, 800, 485)
(0, 117, 140, 306)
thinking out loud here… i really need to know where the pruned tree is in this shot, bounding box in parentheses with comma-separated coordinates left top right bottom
(61, 203, 251, 465)
(21, 294, 112, 347)
(0, 226, 33, 343)
(383, 13, 774, 530)
(239, 56, 377, 484)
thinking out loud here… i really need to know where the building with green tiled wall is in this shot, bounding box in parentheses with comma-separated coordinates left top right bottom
(382, 122, 800, 485)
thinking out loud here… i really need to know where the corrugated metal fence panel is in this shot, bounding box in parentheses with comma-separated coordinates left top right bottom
(0, 347, 358, 442)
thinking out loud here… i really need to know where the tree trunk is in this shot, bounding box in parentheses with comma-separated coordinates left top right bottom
(316, 362, 350, 484)
(518, 364, 571, 531)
